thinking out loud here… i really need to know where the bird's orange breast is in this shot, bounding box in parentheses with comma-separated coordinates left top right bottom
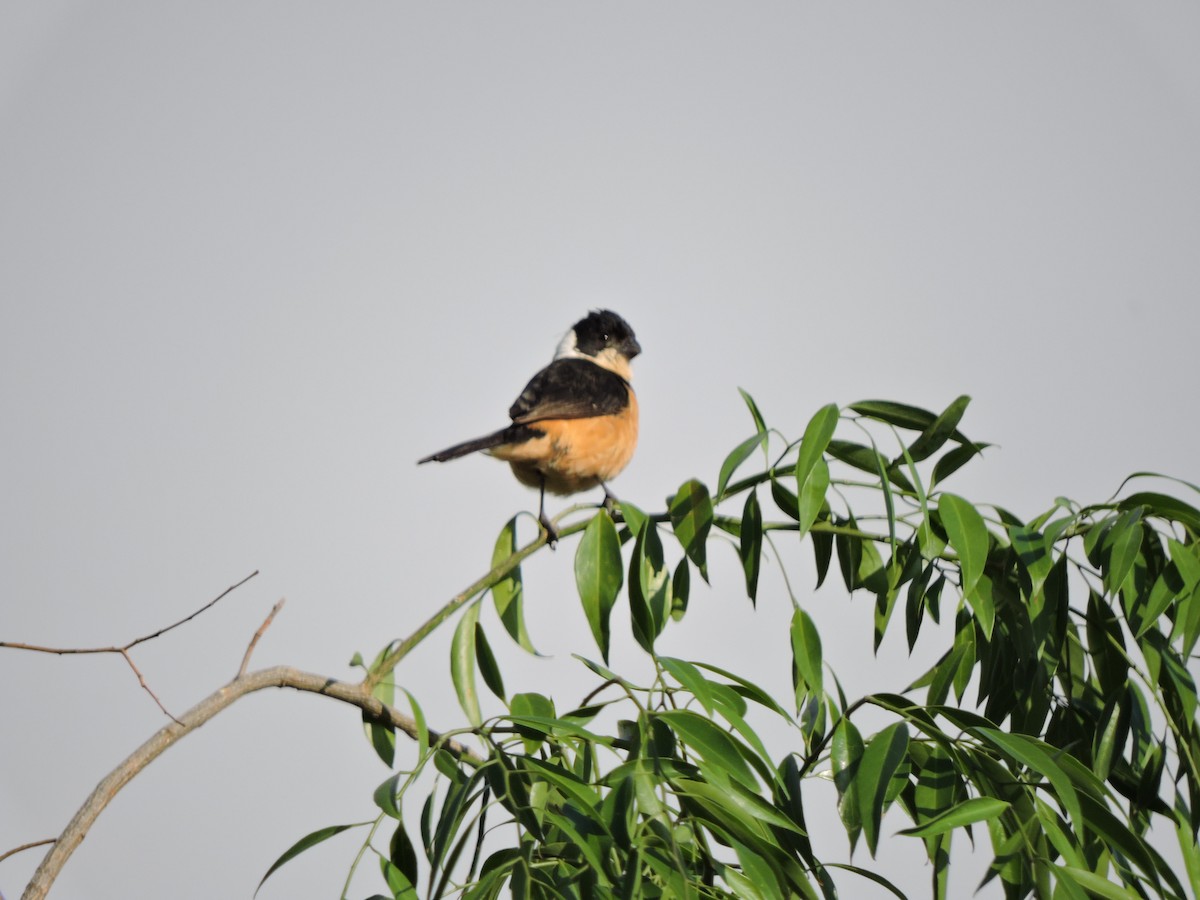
(491, 388, 638, 495)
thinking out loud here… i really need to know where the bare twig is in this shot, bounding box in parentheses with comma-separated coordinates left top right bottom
(0, 571, 259, 719)
(238, 599, 285, 678)
(0, 571, 259, 656)
(21, 666, 480, 900)
(0, 839, 55, 866)
(118, 649, 182, 725)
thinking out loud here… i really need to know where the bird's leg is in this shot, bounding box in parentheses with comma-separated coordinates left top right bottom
(538, 477, 559, 546)
(601, 482, 623, 521)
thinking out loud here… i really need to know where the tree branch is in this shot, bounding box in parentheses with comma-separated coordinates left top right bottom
(21, 665, 480, 900)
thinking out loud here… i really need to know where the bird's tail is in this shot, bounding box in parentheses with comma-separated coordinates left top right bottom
(418, 429, 510, 463)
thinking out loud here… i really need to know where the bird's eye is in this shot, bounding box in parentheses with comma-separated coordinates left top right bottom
(601, 333, 610, 343)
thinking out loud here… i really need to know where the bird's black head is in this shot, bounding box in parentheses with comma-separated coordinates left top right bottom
(571, 309, 641, 360)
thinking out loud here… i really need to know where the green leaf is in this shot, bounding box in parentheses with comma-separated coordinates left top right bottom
(740, 490, 763, 603)
(1119, 491, 1200, 535)
(674, 777, 804, 834)
(937, 493, 993, 638)
(574, 510, 624, 663)
(669, 478, 713, 580)
(739, 387, 768, 435)
(389, 824, 420, 894)
(657, 709, 758, 789)
(660, 656, 716, 716)
(1103, 509, 1143, 596)
(491, 517, 537, 654)
(508, 693, 554, 753)
(831, 718, 864, 851)
(718, 431, 769, 498)
(629, 520, 670, 654)
(671, 557, 690, 621)
(898, 796, 1009, 838)
(850, 399, 964, 436)
(451, 601, 483, 727)
(1051, 865, 1142, 900)
(797, 458, 830, 542)
(827, 440, 915, 492)
(1009, 524, 1053, 603)
(857, 723, 910, 857)
(796, 403, 840, 486)
(256, 823, 366, 895)
(903, 395, 971, 463)
(972, 728, 1082, 835)
(401, 688, 429, 758)
(790, 608, 823, 702)
(475, 623, 505, 701)
(930, 440, 989, 486)
(619, 499, 648, 538)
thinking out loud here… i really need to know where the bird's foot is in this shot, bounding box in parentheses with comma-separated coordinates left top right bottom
(539, 513, 559, 548)
(602, 490, 623, 522)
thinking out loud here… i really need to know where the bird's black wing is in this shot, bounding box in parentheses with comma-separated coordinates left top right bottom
(509, 358, 630, 424)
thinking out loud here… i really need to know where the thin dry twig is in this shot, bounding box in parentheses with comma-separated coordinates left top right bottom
(0, 839, 55, 866)
(237, 599, 285, 678)
(118, 649, 182, 725)
(0, 571, 259, 719)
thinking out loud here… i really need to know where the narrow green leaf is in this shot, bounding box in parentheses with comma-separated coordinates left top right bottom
(849, 399, 941, 432)
(938, 493, 993, 638)
(389, 824, 420, 892)
(857, 723, 910, 857)
(451, 601, 483, 727)
(827, 440, 915, 491)
(812, 528, 833, 588)
(509, 693, 554, 753)
(739, 387, 768, 435)
(790, 608, 824, 702)
(670, 478, 713, 580)
(256, 823, 366, 895)
(904, 395, 971, 463)
(1105, 510, 1143, 596)
(491, 516, 537, 654)
(973, 728, 1082, 834)
(931, 441, 989, 487)
(1052, 865, 1142, 900)
(629, 520, 669, 653)
(1119, 491, 1200, 535)
(401, 688, 429, 758)
(821, 863, 908, 899)
(657, 709, 758, 789)
(671, 557, 690, 621)
(796, 403, 840, 486)
(675, 777, 804, 834)
(475, 623, 505, 701)
(797, 457, 830, 541)
(740, 490, 763, 603)
(831, 718, 864, 851)
(718, 432, 769, 498)
(661, 656, 717, 715)
(898, 796, 1008, 838)
(574, 510, 623, 664)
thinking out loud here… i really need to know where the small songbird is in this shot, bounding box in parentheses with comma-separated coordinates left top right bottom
(419, 309, 641, 541)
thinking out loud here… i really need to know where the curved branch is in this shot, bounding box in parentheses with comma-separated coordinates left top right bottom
(21, 666, 479, 900)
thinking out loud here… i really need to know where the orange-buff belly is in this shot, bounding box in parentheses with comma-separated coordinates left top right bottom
(491, 391, 638, 495)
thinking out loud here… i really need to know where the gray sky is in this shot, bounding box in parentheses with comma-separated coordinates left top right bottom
(2, 3, 1198, 898)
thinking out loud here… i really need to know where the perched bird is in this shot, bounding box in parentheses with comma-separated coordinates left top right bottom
(419, 309, 641, 541)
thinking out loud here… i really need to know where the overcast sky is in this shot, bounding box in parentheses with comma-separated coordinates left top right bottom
(2, 4, 1198, 898)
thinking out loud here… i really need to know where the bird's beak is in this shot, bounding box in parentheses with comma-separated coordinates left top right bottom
(622, 335, 642, 359)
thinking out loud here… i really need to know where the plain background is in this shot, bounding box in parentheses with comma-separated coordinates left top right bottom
(2, 3, 1198, 898)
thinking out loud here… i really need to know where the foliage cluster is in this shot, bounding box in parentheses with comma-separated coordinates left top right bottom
(267, 395, 1200, 900)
